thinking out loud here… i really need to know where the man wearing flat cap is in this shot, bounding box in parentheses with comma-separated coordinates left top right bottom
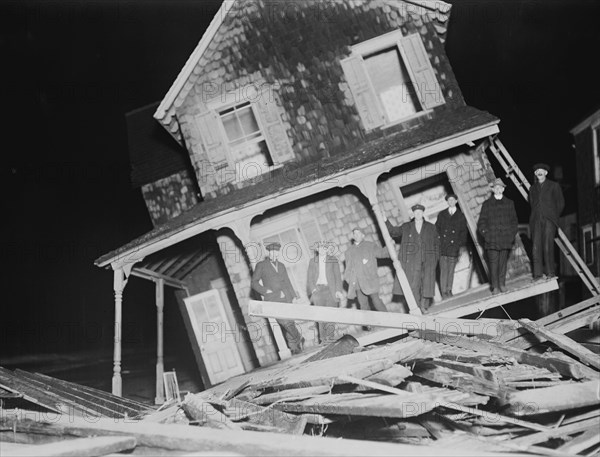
(435, 193, 468, 299)
(529, 163, 564, 280)
(251, 241, 304, 354)
(307, 241, 344, 344)
(384, 204, 440, 312)
(478, 178, 518, 294)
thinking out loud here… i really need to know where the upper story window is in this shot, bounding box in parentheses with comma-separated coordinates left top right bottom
(193, 88, 294, 182)
(219, 102, 272, 171)
(341, 30, 445, 131)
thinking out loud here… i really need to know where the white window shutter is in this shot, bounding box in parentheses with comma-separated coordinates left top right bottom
(340, 55, 385, 131)
(194, 111, 230, 166)
(253, 92, 295, 164)
(398, 34, 445, 110)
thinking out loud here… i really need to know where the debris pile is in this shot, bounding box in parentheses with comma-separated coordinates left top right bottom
(1, 299, 599, 456)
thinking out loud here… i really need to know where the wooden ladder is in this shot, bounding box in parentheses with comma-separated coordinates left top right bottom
(486, 136, 600, 297)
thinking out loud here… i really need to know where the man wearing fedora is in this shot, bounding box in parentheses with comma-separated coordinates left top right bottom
(385, 204, 440, 312)
(478, 178, 519, 294)
(435, 193, 468, 299)
(307, 240, 344, 344)
(529, 163, 564, 280)
(251, 242, 304, 354)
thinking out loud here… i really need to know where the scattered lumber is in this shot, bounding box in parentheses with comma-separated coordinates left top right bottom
(519, 318, 600, 369)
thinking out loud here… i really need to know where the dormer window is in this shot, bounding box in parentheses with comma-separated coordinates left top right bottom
(341, 30, 445, 131)
(219, 102, 273, 171)
(192, 88, 294, 183)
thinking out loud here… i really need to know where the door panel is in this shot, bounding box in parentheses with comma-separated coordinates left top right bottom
(183, 290, 245, 385)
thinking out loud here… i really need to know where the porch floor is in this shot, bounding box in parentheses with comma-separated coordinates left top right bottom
(358, 273, 559, 346)
(429, 273, 559, 317)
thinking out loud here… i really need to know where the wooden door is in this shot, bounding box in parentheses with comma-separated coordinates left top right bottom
(183, 290, 245, 385)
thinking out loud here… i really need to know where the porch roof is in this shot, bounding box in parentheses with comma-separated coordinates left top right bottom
(96, 105, 499, 269)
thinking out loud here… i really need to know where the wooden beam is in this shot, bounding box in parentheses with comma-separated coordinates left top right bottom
(336, 375, 550, 432)
(416, 330, 595, 380)
(511, 417, 600, 447)
(155, 278, 165, 405)
(0, 414, 524, 457)
(503, 380, 600, 416)
(519, 318, 600, 369)
(249, 300, 512, 338)
(130, 267, 186, 289)
(1, 436, 136, 457)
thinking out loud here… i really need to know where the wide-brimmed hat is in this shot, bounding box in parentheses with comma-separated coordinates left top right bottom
(489, 178, 506, 188)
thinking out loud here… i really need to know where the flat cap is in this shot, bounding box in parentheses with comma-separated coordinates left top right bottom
(489, 178, 506, 188)
(533, 163, 550, 172)
(411, 204, 425, 212)
(265, 242, 281, 251)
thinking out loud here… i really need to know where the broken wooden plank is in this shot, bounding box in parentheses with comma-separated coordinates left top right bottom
(253, 386, 331, 406)
(224, 398, 309, 435)
(519, 318, 600, 369)
(249, 300, 510, 337)
(1, 436, 136, 457)
(503, 380, 600, 416)
(416, 330, 594, 379)
(556, 427, 600, 454)
(181, 393, 241, 430)
(302, 334, 359, 363)
(413, 361, 514, 400)
(360, 365, 412, 388)
(511, 417, 600, 447)
(497, 299, 600, 350)
(273, 392, 440, 418)
(1, 414, 522, 456)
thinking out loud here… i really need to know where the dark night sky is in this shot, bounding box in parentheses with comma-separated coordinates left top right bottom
(1, 0, 599, 358)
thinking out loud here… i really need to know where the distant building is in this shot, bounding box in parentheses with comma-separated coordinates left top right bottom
(570, 108, 600, 278)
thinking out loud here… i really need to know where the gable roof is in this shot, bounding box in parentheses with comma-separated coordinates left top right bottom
(153, 0, 452, 144)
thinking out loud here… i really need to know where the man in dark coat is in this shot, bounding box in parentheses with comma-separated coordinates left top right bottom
(529, 163, 565, 279)
(344, 228, 389, 318)
(478, 178, 518, 294)
(385, 204, 440, 312)
(307, 241, 344, 344)
(251, 242, 304, 354)
(435, 194, 468, 299)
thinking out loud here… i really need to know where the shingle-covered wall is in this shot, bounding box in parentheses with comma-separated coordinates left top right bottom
(176, 0, 465, 199)
(216, 231, 280, 366)
(141, 170, 199, 227)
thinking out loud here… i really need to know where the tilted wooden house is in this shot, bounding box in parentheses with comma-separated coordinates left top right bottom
(96, 0, 560, 398)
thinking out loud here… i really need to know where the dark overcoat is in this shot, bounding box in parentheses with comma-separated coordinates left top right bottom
(477, 196, 518, 250)
(306, 255, 343, 298)
(251, 259, 297, 303)
(529, 179, 564, 226)
(344, 241, 389, 298)
(435, 208, 468, 257)
(386, 220, 440, 298)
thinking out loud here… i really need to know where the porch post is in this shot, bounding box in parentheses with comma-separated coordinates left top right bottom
(228, 218, 292, 360)
(112, 267, 127, 396)
(155, 277, 165, 405)
(354, 176, 421, 314)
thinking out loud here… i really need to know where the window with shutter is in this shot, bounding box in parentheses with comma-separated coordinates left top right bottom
(341, 30, 444, 131)
(196, 91, 294, 183)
